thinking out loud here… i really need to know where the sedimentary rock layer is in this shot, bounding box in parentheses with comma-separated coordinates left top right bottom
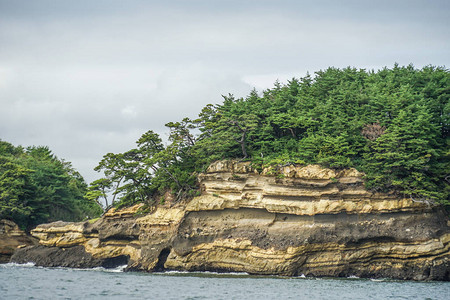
(11, 161, 450, 280)
(0, 219, 36, 263)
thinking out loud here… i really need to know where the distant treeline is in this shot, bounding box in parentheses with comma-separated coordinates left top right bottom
(88, 64, 449, 209)
(0, 142, 102, 229)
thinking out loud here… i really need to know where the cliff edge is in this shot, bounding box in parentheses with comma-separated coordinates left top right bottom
(11, 161, 450, 280)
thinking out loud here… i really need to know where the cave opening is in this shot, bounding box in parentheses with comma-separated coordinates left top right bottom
(101, 255, 130, 269)
(155, 247, 171, 272)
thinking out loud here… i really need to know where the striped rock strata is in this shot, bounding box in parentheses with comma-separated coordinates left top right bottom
(0, 219, 36, 263)
(11, 161, 450, 280)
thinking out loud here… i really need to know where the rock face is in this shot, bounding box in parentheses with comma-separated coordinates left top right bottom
(11, 161, 450, 280)
(0, 219, 36, 263)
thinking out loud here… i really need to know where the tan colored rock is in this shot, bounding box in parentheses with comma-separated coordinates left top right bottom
(137, 207, 185, 226)
(85, 238, 141, 262)
(0, 219, 36, 263)
(103, 203, 145, 218)
(31, 222, 87, 247)
(12, 161, 450, 280)
(198, 160, 431, 217)
(166, 234, 450, 276)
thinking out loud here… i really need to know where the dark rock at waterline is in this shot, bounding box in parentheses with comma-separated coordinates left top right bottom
(11, 245, 103, 268)
(11, 245, 130, 269)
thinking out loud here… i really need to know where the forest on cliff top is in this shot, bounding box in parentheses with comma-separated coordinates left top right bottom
(1, 64, 449, 229)
(88, 64, 449, 210)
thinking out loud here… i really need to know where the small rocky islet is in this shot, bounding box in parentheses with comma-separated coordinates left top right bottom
(7, 161, 450, 281)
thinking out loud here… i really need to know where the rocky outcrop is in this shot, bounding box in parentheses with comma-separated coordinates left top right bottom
(0, 219, 36, 263)
(11, 161, 450, 280)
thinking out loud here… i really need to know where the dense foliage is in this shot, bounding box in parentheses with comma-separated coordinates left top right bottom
(90, 65, 449, 209)
(0, 141, 102, 229)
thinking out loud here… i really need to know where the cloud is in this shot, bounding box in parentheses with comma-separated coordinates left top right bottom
(0, 0, 449, 183)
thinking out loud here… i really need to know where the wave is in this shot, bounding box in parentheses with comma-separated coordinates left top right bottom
(370, 278, 388, 282)
(154, 270, 250, 277)
(0, 262, 129, 273)
(0, 262, 36, 268)
(97, 265, 128, 273)
(71, 265, 128, 273)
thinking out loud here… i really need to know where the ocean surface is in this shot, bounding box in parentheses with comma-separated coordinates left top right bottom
(0, 263, 449, 300)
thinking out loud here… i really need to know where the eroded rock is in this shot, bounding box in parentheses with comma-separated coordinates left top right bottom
(0, 219, 36, 263)
(10, 161, 450, 280)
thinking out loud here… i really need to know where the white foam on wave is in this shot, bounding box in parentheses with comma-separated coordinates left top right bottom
(10, 264, 130, 273)
(81, 264, 128, 273)
(157, 270, 190, 274)
(104, 265, 128, 273)
(156, 270, 250, 276)
(203, 271, 250, 276)
(0, 262, 36, 268)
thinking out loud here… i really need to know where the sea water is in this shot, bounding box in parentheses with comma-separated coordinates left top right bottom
(0, 263, 449, 300)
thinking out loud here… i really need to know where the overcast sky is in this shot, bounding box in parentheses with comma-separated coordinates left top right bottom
(1, 0, 449, 183)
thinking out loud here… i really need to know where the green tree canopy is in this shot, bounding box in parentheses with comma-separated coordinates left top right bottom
(89, 64, 449, 209)
(0, 141, 102, 229)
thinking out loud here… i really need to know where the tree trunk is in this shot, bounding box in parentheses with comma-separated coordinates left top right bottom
(240, 131, 248, 159)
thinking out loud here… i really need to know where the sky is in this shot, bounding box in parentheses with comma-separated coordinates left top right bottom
(0, 0, 449, 183)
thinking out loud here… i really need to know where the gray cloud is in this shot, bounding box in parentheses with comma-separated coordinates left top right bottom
(0, 0, 449, 182)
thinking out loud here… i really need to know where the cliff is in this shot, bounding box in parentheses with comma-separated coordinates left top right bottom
(11, 161, 450, 280)
(0, 219, 36, 263)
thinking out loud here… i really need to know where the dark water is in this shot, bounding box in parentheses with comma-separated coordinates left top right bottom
(1, 263, 449, 300)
